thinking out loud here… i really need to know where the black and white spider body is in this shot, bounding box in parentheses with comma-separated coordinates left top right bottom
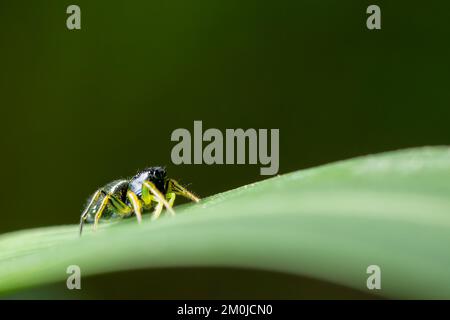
(79, 167, 199, 235)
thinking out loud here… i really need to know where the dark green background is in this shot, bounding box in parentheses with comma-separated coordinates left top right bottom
(1, 1, 448, 298)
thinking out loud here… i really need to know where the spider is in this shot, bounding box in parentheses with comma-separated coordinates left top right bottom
(79, 166, 200, 235)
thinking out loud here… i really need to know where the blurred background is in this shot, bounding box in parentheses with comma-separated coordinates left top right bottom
(0, 0, 449, 298)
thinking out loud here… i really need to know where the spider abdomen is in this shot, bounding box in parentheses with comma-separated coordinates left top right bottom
(84, 180, 129, 222)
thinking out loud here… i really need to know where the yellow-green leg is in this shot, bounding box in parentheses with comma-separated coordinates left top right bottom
(151, 201, 164, 220)
(79, 189, 103, 235)
(168, 179, 200, 202)
(166, 192, 176, 208)
(93, 191, 132, 231)
(151, 192, 176, 220)
(142, 180, 175, 215)
(126, 190, 143, 223)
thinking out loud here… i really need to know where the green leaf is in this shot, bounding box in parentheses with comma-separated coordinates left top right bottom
(1, 146, 449, 298)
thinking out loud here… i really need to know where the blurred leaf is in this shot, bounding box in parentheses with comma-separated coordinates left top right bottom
(0, 146, 449, 298)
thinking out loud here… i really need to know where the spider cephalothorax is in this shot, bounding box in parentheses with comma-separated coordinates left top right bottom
(130, 166, 167, 196)
(79, 167, 199, 235)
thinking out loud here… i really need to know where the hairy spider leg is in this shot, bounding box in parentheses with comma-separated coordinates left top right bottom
(148, 179, 199, 221)
(79, 189, 102, 235)
(166, 192, 176, 207)
(151, 201, 165, 220)
(168, 179, 200, 203)
(79, 190, 143, 236)
(142, 180, 175, 216)
(126, 190, 143, 223)
(150, 193, 177, 220)
(140, 193, 163, 219)
(92, 191, 134, 231)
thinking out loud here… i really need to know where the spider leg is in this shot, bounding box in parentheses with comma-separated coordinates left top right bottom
(126, 190, 143, 223)
(168, 179, 200, 202)
(151, 201, 164, 220)
(166, 192, 176, 208)
(142, 180, 175, 215)
(93, 191, 132, 231)
(151, 192, 176, 221)
(79, 189, 103, 236)
(80, 189, 142, 236)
